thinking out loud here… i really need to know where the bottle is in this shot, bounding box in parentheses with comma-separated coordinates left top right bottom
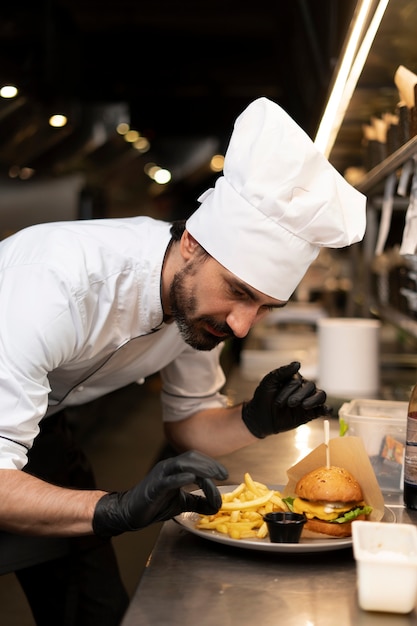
(404, 383, 417, 508)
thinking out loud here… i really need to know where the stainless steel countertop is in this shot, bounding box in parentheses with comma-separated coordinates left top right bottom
(121, 373, 417, 626)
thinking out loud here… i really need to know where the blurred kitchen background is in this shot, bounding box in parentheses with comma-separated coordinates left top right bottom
(0, 0, 356, 235)
(2, 0, 417, 623)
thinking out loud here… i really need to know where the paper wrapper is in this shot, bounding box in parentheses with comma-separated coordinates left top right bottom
(283, 436, 385, 538)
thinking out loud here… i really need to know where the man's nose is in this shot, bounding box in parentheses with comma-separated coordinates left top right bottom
(226, 305, 263, 339)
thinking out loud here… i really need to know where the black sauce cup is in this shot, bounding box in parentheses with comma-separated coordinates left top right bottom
(263, 511, 307, 543)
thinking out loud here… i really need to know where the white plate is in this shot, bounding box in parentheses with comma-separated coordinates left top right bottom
(174, 485, 396, 554)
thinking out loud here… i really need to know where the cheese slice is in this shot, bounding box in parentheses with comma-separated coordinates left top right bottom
(292, 497, 358, 521)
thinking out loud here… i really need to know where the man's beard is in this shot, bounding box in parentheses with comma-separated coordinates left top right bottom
(169, 263, 233, 351)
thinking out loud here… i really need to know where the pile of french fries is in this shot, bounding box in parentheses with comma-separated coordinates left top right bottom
(196, 472, 289, 540)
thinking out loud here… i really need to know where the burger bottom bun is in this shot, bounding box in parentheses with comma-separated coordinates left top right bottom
(304, 514, 366, 538)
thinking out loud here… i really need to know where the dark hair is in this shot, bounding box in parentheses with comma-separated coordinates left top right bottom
(169, 220, 186, 241)
(169, 219, 209, 259)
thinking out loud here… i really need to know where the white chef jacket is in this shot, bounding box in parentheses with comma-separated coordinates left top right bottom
(0, 216, 227, 470)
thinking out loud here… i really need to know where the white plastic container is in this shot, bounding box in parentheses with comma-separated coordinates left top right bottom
(317, 318, 380, 397)
(339, 399, 407, 492)
(352, 521, 417, 613)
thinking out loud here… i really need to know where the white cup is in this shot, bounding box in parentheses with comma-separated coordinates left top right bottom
(317, 318, 380, 398)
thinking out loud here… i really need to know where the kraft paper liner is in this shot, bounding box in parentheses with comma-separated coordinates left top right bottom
(283, 436, 385, 538)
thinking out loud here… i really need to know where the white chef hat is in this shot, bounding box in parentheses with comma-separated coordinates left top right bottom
(186, 97, 366, 301)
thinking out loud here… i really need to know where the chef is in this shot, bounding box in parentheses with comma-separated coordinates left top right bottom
(0, 97, 366, 625)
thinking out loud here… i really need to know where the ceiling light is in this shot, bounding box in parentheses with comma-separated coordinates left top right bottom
(210, 154, 224, 172)
(0, 85, 18, 99)
(144, 164, 171, 184)
(49, 114, 68, 128)
(124, 129, 140, 142)
(314, 0, 390, 158)
(144, 163, 158, 178)
(133, 137, 150, 153)
(8, 165, 35, 180)
(19, 167, 35, 180)
(116, 122, 130, 135)
(8, 165, 20, 178)
(154, 169, 171, 185)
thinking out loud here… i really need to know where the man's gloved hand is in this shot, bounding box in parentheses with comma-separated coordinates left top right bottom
(242, 361, 331, 439)
(92, 450, 228, 538)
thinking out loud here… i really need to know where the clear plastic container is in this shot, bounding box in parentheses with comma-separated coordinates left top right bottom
(339, 399, 407, 492)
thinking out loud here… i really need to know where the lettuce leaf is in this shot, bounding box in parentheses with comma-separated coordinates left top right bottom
(282, 496, 294, 511)
(339, 418, 349, 437)
(332, 505, 372, 524)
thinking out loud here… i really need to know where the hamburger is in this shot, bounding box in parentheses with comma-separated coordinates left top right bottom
(289, 465, 372, 537)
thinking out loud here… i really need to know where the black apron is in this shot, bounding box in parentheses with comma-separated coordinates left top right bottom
(5, 411, 129, 626)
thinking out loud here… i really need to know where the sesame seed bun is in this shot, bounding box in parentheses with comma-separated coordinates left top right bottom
(295, 465, 363, 503)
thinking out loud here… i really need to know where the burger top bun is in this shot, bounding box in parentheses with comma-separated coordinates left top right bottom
(295, 465, 363, 503)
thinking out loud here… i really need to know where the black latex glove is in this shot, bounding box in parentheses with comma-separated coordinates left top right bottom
(92, 450, 228, 538)
(242, 361, 332, 439)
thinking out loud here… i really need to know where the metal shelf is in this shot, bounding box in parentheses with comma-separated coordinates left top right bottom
(355, 135, 417, 194)
(352, 137, 417, 328)
(371, 303, 417, 340)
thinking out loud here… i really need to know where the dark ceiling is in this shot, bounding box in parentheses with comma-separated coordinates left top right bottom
(4, 0, 413, 221)
(0, 2, 356, 202)
(0, 1, 355, 129)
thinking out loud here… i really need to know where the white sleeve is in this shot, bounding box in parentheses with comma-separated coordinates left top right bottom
(159, 343, 229, 422)
(0, 264, 80, 469)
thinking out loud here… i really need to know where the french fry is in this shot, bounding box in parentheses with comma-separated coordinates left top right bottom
(244, 472, 261, 494)
(196, 472, 289, 540)
(220, 490, 275, 511)
(222, 483, 246, 501)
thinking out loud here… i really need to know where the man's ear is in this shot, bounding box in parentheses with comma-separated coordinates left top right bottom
(180, 230, 199, 260)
